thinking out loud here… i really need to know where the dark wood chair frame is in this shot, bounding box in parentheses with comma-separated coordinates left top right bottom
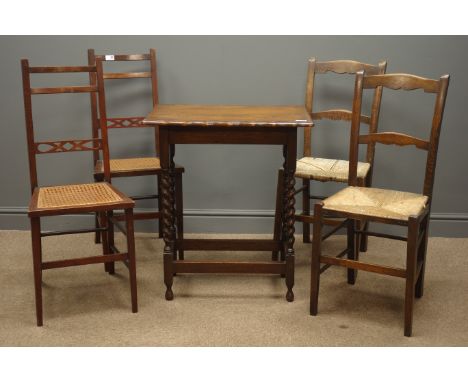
(309, 71, 450, 336)
(88, 49, 184, 261)
(21, 59, 138, 326)
(272, 59, 386, 262)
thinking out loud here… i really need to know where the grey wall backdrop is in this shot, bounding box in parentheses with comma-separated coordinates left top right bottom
(0, 36, 466, 236)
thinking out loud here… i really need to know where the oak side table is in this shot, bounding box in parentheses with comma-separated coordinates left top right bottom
(143, 104, 313, 302)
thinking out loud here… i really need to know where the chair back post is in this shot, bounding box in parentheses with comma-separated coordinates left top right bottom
(149, 48, 160, 156)
(423, 75, 450, 200)
(303, 57, 316, 157)
(87, 49, 101, 166)
(365, 60, 387, 171)
(348, 70, 365, 187)
(21, 59, 39, 193)
(95, 57, 112, 183)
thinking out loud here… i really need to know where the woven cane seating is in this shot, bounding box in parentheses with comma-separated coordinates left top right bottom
(295, 157, 370, 182)
(323, 186, 428, 221)
(32, 183, 124, 212)
(94, 157, 161, 175)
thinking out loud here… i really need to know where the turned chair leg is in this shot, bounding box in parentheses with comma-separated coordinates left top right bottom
(31, 217, 43, 327)
(347, 218, 358, 285)
(94, 212, 101, 244)
(310, 203, 323, 315)
(107, 210, 115, 274)
(272, 168, 284, 261)
(404, 217, 420, 337)
(415, 215, 429, 298)
(125, 208, 138, 313)
(302, 179, 311, 243)
(175, 172, 184, 261)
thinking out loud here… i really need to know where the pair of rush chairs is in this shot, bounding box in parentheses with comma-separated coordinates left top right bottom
(22, 49, 184, 326)
(272, 59, 449, 336)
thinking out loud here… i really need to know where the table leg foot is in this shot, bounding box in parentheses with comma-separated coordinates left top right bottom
(165, 288, 174, 301)
(286, 290, 294, 302)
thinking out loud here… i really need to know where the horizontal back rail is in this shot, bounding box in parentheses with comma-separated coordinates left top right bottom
(363, 74, 440, 93)
(316, 60, 384, 75)
(29, 66, 96, 73)
(358, 132, 430, 150)
(312, 109, 371, 124)
(31, 85, 98, 95)
(95, 54, 150, 61)
(103, 72, 152, 80)
(34, 138, 102, 154)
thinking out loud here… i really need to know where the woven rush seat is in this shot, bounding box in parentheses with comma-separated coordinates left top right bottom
(295, 157, 370, 182)
(95, 157, 161, 174)
(32, 183, 126, 212)
(323, 186, 428, 221)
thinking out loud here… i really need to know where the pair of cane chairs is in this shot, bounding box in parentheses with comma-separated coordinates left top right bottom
(273, 59, 449, 336)
(21, 49, 184, 326)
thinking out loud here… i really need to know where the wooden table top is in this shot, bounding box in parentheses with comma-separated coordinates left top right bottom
(143, 104, 313, 127)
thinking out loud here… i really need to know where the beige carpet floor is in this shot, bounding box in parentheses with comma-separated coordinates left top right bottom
(0, 230, 467, 346)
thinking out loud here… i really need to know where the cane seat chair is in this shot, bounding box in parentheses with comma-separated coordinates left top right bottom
(309, 71, 450, 336)
(21, 59, 138, 326)
(88, 49, 184, 260)
(272, 59, 386, 262)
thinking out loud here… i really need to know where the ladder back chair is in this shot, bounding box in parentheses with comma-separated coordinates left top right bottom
(272, 59, 386, 262)
(21, 59, 138, 326)
(88, 49, 184, 260)
(310, 71, 450, 336)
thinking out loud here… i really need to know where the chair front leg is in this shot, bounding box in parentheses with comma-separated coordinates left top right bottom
(30, 217, 43, 327)
(107, 210, 115, 275)
(347, 218, 358, 285)
(404, 216, 420, 337)
(157, 175, 163, 239)
(302, 178, 311, 243)
(175, 172, 184, 260)
(415, 214, 430, 298)
(272, 168, 284, 261)
(359, 175, 370, 252)
(310, 203, 323, 315)
(125, 208, 138, 313)
(94, 212, 101, 244)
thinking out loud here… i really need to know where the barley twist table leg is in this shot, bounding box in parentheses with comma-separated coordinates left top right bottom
(283, 145, 296, 302)
(162, 144, 177, 300)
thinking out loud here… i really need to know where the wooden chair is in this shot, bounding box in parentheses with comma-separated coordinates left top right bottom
(88, 49, 184, 261)
(309, 71, 450, 336)
(21, 59, 138, 326)
(272, 59, 386, 262)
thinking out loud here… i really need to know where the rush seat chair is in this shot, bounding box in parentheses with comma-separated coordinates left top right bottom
(309, 71, 449, 336)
